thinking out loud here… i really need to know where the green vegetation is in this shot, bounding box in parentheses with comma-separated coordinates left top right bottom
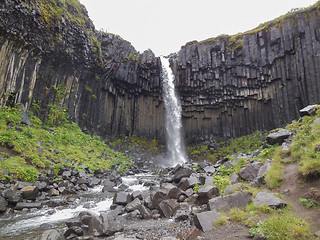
(299, 198, 320, 210)
(188, 130, 266, 162)
(249, 213, 313, 240)
(109, 135, 161, 153)
(0, 106, 131, 182)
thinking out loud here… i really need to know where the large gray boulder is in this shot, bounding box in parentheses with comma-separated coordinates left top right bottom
(254, 192, 287, 208)
(194, 210, 221, 232)
(208, 191, 251, 212)
(113, 192, 132, 206)
(0, 196, 8, 212)
(197, 185, 220, 204)
(125, 198, 142, 212)
(179, 174, 201, 191)
(21, 185, 39, 200)
(88, 214, 123, 237)
(254, 162, 271, 186)
(239, 163, 260, 181)
(172, 165, 194, 182)
(266, 129, 292, 145)
(137, 205, 152, 219)
(15, 202, 42, 209)
(299, 104, 318, 116)
(159, 199, 179, 218)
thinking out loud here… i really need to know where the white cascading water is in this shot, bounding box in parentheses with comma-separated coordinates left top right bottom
(160, 56, 187, 166)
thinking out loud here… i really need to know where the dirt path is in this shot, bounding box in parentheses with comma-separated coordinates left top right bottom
(277, 163, 320, 233)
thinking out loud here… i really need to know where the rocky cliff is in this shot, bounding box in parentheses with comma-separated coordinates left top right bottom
(0, 0, 164, 140)
(170, 4, 320, 142)
(1, 0, 320, 143)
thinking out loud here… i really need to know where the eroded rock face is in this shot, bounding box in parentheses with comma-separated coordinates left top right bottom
(1, 0, 320, 142)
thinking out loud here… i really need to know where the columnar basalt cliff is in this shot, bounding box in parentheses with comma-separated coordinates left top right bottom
(1, 0, 320, 143)
(170, 5, 320, 141)
(0, 0, 164, 140)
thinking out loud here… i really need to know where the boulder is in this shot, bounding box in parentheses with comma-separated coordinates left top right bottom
(137, 205, 152, 219)
(254, 162, 271, 186)
(151, 190, 167, 209)
(174, 206, 191, 222)
(167, 187, 183, 199)
(47, 188, 59, 197)
(15, 202, 42, 210)
(158, 199, 179, 218)
(197, 185, 220, 204)
(0, 196, 8, 212)
(239, 164, 260, 181)
(62, 171, 72, 179)
(88, 213, 123, 237)
(38, 229, 64, 240)
(14, 181, 32, 190)
(180, 174, 201, 191)
(203, 166, 216, 174)
(254, 192, 287, 208)
(125, 198, 142, 212)
(113, 192, 132, 206)
(194, 210, 221, 232)
(209, 191, 252, 212)
(172, 165, 194, 182)
(223, 183, 245, 195)
(35, 181, 48, 191)
(299, 104, 318, 116)
(21, 111, 32, 126)
(177, 226, 202, 240)
(21, 185, 39, 200)
(102, 179, 116, 192)
(266, 129, 292, 145)
(3, 188, 22, 203)
(228, 172, 239, 183)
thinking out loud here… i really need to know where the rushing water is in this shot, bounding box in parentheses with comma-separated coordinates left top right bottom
(160, 56, 187, 166)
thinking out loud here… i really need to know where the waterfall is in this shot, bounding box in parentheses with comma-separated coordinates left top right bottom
(160, 56, 187, 166)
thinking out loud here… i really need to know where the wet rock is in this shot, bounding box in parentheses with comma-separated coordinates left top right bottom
(38, 229, 64, 240)
(299, 104, 318, 116)
(180, 174, 201, 191)
(47, 188, 60, 197)
(3, 188, 22, 203)
(209, 191, 252, 212)
(132, 191, 144, 200)
(172, 165, 194, 182)
(158, 199, 179, 218)
(15, 202, 42, 210)
(35, 181, 48, 191)
(177, 226, 202, 240)
(14, 181, 32, 190)
(88, 214, 123, 237)
(0, 196, 8, 212)
(144, 195, 155, 209)
(239, 163, 260, 181)
(102, 179, 116, 192)
(64, 226, 84, 237)
(254, 192, 287, 208)
(21, 185, 39, 200)
(66, 218, 82, 228)
(266, 129, 293, 145)
(194, 210, 221, 232)
(197, 185, 220, 204)
(125, 198, 142, 212)
(87, 177, 100, 187)
(110, 206, 125, 216)
(62, 171, 72, 179)
(113, 192, 132, 206)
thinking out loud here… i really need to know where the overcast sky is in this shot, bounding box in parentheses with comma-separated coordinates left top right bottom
(79, 0, 318, 56)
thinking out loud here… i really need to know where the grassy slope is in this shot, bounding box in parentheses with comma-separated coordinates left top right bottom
(0, 106, 131, 182)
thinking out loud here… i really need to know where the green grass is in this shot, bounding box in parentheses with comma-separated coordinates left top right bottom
(0, 106, 131, 182)
(299, 198, 320, 210)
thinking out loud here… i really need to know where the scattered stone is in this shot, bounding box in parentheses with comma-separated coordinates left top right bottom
(15, 202, 42, 210)
(203, 166, 216, 174)
(266, 129, 292, 145)
(194, 210, 221, 232)
(14, 181, 32, 190)
(228, 172, 239, 183)
(158, 199, 179, 218)
(299, 104, 318, 117)
(102, 179, 116, 192)
(239, 164, 260, 181)
(152, 191, 167, 209)
(137, 205, 152, 219)
(62, 171, 72, 179)
(197, 185, 220, 204)
(21, 185, 39, 200)
(254, 162, 271, 186)
(177, 226, 202, 240)
(113, 192, 132, 206)
(172, 165, 194, 182)
(254, 192, 287, 208)
(0, 196, 8, 212)
(209, 191, 252, 212)
(125, 198, 142, 212)
(223, 183, 245, 195)
(3, 188, 22, 203)
(47, 188, 60, 197)
(21, 111, 32, 126)
(174, 206, 191, 222)
(35, 181, 48, 191)
(180, 174, 201, 191)
(88, 214, 123, 237)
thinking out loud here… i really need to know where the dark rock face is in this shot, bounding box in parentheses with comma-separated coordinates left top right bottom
(1, 1, 320, 142)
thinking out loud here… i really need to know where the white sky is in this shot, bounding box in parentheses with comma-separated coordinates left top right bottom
(79, 0, 318, 56)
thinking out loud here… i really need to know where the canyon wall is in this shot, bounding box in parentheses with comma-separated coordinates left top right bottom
(1, 0, 320, 143)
